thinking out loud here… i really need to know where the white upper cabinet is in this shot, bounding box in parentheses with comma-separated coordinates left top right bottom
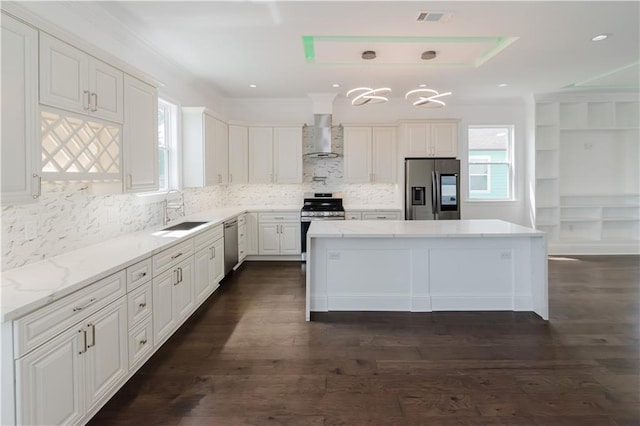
(1, 14, 40, 204)
(401, 121, 458, 158)
(123, 75, 158, 193)
(183, 108, 229, 187)
(344, 126, 396, 183)
(343, 127, 372, 183)
(249, 126, 302, 184)
(371, 127, 396, 183)
(40, 33, 123, 123)
(274, 127, 302, 184)
(228, 125, 248, 184)
(248, 127, 274, 183)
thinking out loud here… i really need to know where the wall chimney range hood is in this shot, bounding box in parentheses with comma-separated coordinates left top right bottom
(308, 114, 338, 158)
(307, 93, 339, 158)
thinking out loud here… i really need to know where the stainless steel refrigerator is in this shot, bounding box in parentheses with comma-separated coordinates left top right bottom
(405, 158, 461, 220)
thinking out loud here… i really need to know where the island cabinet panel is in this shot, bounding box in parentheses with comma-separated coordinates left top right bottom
(326, 248, 412, 311)
(429, 248, 514, 310)
(307, 221, 548, 321)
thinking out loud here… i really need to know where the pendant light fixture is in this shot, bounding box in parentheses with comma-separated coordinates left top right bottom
(346, 87, 392, 106)
(405, 87, 452, 108)
(347, 50, 390, 106)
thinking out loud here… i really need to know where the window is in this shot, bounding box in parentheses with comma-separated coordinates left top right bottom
(467, 126, 514, 200)
(157, 98, 180, 191)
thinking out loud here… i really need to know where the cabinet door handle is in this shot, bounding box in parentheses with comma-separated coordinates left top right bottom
(127, 174, 133, 189)
(137, 272, 147, 280)
(140, 339, 147, 346)
(174, 269, 179, 285)
(83, 90, 91, 110)
(32, 173, 41, 199)
(209, 247, 214, 260)
(90, 92, 98, 112)
(79, 329, 87, 354)
(73, 297, 97, 312)
(178, 267, 183, 283)
(229, 173, 233, 183)
(171, 252, 183, 260)
(138, 302, 147, 309)
(87, 323, 96, 348)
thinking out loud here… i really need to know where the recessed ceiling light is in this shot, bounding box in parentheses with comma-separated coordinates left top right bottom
(249, 84, 257, 88)
(419, 84, 427, 88)
(332, 83, 340, 88)
(591, 34, 608, 42)
(498, 83, 508, 87)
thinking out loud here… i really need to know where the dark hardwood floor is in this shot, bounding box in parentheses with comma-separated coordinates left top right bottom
(89, 256, 640, 426)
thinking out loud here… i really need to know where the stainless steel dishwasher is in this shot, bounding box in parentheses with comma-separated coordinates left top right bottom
(223, 218, 238, 276)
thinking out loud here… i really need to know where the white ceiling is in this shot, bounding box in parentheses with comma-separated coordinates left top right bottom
(59, 1, 640, 103)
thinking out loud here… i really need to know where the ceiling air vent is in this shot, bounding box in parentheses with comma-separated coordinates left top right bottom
(417, 11, 446, 22)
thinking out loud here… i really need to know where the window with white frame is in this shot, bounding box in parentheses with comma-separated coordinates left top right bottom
(467, 126, 514, 200)
(157, 98, 180, 191)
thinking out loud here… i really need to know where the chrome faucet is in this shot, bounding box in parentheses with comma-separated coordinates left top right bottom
(162, 189, 185, 226)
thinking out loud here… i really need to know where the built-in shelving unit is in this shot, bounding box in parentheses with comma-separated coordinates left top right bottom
(535, 97, 640, 254)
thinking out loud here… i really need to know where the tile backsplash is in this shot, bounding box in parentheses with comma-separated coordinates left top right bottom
(1, 182, 164, 270)
(2, 125, 399, 271)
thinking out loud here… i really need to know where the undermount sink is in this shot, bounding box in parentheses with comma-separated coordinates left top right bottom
(162, 221, 209, 231)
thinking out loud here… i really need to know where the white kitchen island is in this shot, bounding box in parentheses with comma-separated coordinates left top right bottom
(306, 219, 548, 321)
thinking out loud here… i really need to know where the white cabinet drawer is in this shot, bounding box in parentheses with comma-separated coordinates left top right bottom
(128, 317, 153, 370)
(259, 212, 299, 222)
(362, 211, 402, 220)
(346, 212, 362, 220)
(13, 270, 126, 358)
(152, 239, 193, 277)
(126, 257, 152, 292)
(194, 224, 223, 252)
(127, 281, 152, 328)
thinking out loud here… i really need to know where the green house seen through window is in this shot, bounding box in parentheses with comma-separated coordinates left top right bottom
(468, 126, 514, 200)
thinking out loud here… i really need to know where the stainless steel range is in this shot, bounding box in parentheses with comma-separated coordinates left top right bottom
(300, 192, 345, 259)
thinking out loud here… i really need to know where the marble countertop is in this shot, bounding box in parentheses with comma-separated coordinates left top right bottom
(1, 205, 300, 322)
(308, 219, 545, 239)
(343, 205, 402, 211)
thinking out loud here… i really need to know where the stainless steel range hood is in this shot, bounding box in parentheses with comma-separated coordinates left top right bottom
(307, 93, 339, 158)
(307, 114, 339, 158)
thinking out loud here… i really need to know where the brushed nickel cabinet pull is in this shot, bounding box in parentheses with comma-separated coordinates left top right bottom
(87, 323, 96, 348)
(83, 90, 91, 110)
(79, 329, 87, 354)
(139, 302, 147, 308)
(170, 252, 183, 260)
(32, 174, 41, 199)
(140, 339, 147, 345)
(73, 297, 97, 312)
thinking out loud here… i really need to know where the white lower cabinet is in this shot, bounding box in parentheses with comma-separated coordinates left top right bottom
(15, 325, 83, 426)
(153, 256, 194, 346)
(15, 297, 127, 425)
(194, 225, 224, 304)
(346, 210, 403, 220)
(245, 212, 259, 255)
(83, 299, 128, 412)
(258, 212, 301, 255)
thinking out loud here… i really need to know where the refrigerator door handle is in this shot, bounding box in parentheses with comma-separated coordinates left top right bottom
(431, 170, 438, 216)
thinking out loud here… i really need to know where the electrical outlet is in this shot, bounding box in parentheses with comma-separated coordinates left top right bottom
(24, 221, 37, 241)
